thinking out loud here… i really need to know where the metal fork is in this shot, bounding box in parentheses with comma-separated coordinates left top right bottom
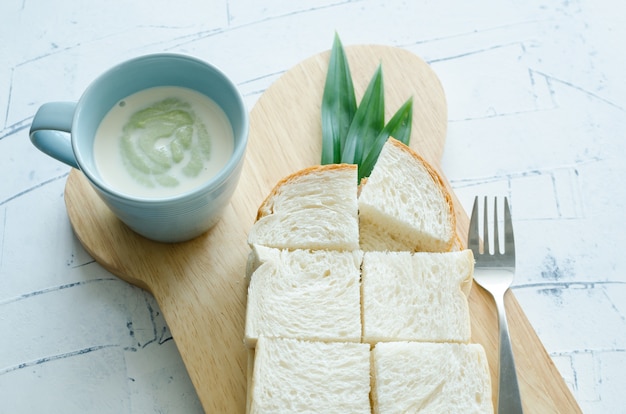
(468, 196, 524, 414)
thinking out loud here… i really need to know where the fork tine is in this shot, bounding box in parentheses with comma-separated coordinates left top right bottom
(468, 196, 480, 254)
(493, 197, 500, 254)
(482, 196, 489, 255)
(504, 197, 515, 257)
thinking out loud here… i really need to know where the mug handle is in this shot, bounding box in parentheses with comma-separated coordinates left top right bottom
(29, 102, 79, 169)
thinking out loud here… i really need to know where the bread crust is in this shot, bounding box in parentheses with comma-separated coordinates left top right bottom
(255, 140, 456, 251)
(255, 163, 357, 221)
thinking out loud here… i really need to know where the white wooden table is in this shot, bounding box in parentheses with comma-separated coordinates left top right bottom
(1, 1, 624, 412)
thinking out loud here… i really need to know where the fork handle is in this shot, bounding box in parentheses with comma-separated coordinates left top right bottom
(495, 292, 524, 414)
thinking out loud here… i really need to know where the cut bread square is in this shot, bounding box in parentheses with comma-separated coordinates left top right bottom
(358, 138, 456, 252)
(362, 250, 473, 344)
(245, 246, 363, 347)
(371, 341, 493, 414)
(247, 164, 359, 251)
(249, 336, 371, 414)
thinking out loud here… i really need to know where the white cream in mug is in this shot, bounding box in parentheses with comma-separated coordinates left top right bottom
(94, 86, 234, 198)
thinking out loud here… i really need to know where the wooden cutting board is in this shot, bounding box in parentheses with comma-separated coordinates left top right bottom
(64, 45, 581, 413)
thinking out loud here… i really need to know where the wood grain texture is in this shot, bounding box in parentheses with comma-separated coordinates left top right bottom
(64, 45, 580, 413)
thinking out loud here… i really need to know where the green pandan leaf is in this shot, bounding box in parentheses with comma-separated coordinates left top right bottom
(387, 97, 413, 146)
(359, 97, 413, 180)
(321, 33, 357, 164)
(341, 64, 384, 166)
(321, 33, 413, 180)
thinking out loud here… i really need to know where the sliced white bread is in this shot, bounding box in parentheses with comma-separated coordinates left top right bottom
(249, 336, 371, 414)
(244, 246, 363, 347)
(247, 164, 359, 251)
(358, 138, 456, 252)
(371, 341, 493, 414)
(361, 250, 474, 344)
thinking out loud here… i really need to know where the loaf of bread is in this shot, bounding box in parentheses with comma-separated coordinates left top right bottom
(246, 139, 457, 254)
(245, 138, 492, 413)
(247, 164, 359, 251)
(358, 138, 456, 252)
(249, 336, 371, 414)
(244, 246, 362, 347)
(361, 250, 474, 344)
(371, 341, 493, 414)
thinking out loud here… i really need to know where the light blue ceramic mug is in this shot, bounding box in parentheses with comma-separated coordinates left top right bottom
(29, 54, 249, 242)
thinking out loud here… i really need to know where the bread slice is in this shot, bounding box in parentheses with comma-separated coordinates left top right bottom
(371, 341, 493, 414)
(358, 138, 455, 252)
(247, 164, 359, 251)
(244, 246, 363, 347)
(361, 250, 474, 344)
(249, 336, 371, 414)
